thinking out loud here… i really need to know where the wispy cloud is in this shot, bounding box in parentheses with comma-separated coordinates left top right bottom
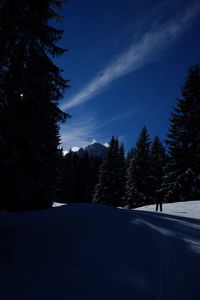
(60, 115, 97, 150)
(61, 3, 200, 111)
(97, 110, 134, 130)
(60, 111, 133, 150)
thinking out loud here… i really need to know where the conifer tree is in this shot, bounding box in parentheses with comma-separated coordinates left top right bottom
(150, 136, 166, 202)
(86, 155, 103, 202)
(164, 64, 200, 202)
(0, 0, 69, 210)
(93, 137, 126, 206)
(125, 127, 152, 208)
(116, 144, 127, 206)
(60, 151, 78, 203)
(126, 147, 135, 167)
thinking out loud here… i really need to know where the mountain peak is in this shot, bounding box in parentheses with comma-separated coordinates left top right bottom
(78, 142, 107, 157)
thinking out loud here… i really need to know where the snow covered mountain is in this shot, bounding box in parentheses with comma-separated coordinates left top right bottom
(1, 201, 200, 299)
(78, 142, 107, 157)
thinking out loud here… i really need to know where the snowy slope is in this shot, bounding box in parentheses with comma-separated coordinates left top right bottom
(0, 202, 200, 300)
(135, 200, 200, 219)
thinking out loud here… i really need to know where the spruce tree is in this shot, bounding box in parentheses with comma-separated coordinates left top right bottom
(60, 150, 78, 203)
(93, 137, 126, 207)
(150, 136, 166, 202)
(0, 0, 69, 210)
(164, 64, 200, 202)
(116, 144, 127, 206)
(126, 147, 135, 167)
(86, 155, 103, 202)
(125, 127, 152, 208)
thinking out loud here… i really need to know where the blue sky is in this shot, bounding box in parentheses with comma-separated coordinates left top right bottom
(56, 0, 200, 152)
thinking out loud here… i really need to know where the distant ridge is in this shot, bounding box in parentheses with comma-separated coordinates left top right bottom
(78, 142, 107, 157)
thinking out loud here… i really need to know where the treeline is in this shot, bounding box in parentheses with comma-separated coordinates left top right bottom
(59, 130, 166, 208)
(59, 151, 102, 203)
(60, 64, 200, 208)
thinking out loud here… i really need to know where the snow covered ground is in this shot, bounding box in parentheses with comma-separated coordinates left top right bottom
(135, 200, 200, 219)
(0, 201, 200, 300)
(52, 202, 67, 207)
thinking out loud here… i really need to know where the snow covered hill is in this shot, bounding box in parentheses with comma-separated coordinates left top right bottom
(0, 202, 200, 300)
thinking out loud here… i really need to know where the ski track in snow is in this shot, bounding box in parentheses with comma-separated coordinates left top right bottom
(0, 202, 200, 300)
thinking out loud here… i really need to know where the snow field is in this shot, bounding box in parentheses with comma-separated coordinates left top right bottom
(0, 201, 200, 299)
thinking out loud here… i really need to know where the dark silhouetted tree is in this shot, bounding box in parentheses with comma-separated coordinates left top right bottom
(126, 147, 135, 167)
(93, 137, 126, 206)
(125, 127, 152, 208)
(150, 136, 166, 202)
(0, 0, 69, 210)
(164, 64, 200, 202)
